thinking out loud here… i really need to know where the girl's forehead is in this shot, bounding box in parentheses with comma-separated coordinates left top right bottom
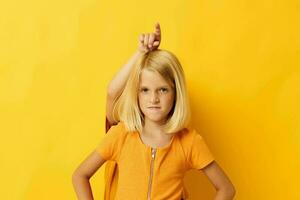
(139, 69, 171, 86)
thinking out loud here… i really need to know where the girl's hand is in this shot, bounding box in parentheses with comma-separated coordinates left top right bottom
(138, 22, 161, 53)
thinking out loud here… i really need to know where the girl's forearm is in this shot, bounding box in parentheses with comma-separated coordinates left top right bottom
(107, 50, 143, 98)
(213, 188, 236, 200)
(72, 175, 94, 200)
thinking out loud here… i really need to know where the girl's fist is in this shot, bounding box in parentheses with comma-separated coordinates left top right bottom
(138, 22, 161, 53)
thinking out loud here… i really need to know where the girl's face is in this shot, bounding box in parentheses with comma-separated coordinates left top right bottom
(138, 69, 175, 125)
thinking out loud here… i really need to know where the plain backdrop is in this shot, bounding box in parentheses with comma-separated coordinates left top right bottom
(0, 0, 299, 199)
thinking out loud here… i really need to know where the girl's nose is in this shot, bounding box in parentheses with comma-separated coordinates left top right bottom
(150, 93, 159, 103)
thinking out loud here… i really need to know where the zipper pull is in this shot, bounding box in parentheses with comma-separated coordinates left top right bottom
(151, 148, 156, 158)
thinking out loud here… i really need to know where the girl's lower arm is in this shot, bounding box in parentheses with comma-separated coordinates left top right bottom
(72, 174, 94, 200)
(107, 50, 143, 98)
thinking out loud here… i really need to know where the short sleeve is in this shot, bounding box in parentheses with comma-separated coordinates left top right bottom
(96, 122, 126, 161)
(187, 130, 215, 170)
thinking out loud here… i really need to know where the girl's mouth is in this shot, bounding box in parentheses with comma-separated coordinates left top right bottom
(148, 107, 161, 110)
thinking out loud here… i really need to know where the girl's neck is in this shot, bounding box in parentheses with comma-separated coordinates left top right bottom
(142, 118, 168, 139)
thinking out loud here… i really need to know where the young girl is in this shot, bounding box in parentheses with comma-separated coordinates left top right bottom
(72, 23, 236, 200)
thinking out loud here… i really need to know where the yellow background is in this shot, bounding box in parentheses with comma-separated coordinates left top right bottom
(0, 0, 299, 199)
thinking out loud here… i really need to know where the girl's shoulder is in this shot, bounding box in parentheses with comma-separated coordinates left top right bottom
(104, 121, 128, 138)
(178, 126, 209, 152)
(177, 125, 202, 139)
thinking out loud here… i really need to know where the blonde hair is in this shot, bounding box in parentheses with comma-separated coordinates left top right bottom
(113, 49, 191, 134)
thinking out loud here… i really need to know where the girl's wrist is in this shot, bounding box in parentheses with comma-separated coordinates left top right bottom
(136, 49, 144, 54)
(134, 50, 145, 58)
(137, 45, 150, 54)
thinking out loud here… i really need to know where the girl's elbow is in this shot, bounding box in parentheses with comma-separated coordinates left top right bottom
(223, 179, 236, 197)
(72, 169, 89, 182)
(217, 184, 236, 199)
(107, 84, 117, 98)
(106, 84, 113, 96)
(225, 185, 236, 198)
(72, 170, 81, 182)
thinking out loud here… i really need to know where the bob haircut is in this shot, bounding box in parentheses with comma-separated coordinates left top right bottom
(113, 49, 191, 135)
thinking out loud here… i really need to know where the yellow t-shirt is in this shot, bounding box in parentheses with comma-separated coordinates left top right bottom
(96, 121, 215, 200)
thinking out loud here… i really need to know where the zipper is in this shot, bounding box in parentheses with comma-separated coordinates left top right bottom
(147, 147, 157, 200)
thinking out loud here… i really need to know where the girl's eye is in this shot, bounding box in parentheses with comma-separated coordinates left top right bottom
(140, 88, 168, 93)
(160, 88, 168, 93)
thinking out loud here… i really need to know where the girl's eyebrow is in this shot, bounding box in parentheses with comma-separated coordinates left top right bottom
(140, 85, 169, 88)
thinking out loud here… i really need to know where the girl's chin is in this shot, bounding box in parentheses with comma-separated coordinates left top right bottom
(144, 115, 167, 123)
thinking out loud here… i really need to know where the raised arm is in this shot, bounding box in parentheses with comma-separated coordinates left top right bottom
(106, 22, 162, 126)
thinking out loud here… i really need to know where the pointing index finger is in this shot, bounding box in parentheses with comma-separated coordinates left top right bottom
(154, 22, 161, 39)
